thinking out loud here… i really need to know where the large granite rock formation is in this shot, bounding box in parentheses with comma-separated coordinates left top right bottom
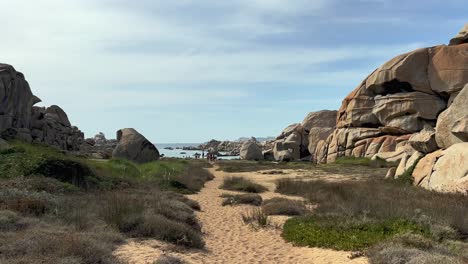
(315, 35, 467, 165)
(307, 25, 468, 193)
(413, 143, 468, 193)
(0, 64, 83, 150)
(30, 105, 84, 150)
(240, 140, 264, 161)
(450, 23, 468, 45)
(112, 128, 160, 163)
(270, 110, 337, 162)
(435, 84, 468, 149)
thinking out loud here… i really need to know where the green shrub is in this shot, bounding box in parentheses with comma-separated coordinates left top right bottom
(283, 216, 430, 251)
(262, 197, 307, 216)
(275, 178, 468, 237)
(334, 156, 397, 168)
(221, 193, 263, 206)
(220, 176, 267, 193)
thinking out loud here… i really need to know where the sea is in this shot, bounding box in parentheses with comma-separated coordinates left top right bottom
(155, 143, 240, 160)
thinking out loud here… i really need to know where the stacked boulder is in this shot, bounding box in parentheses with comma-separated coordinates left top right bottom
(240, 140, 264, 161)
(0, 64, 83, 150)
(112, 128, 160, 163)
(312, 24, 468, 193)
(270, 110, 337, 161)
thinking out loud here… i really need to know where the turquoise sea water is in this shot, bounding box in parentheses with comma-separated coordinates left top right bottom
(155, 143, 239, 160)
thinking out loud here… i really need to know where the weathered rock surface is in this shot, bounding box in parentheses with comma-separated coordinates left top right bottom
(0, 64, 35, 130)
(413, 143, 468, 193)
(273, 141, 300, 162)
(449, 23, 468, 45)
(240, 141, 264, 161)
(271, 110, 336, 162)
(313, 30, 468, 169)
(30, 105, 84, 151)
(412, 149, 444, 186)
(0, 63, 84, 151)
(112, 128, 160, 163)
(409, 126, 438, 153)
(435, 84, 468, 149)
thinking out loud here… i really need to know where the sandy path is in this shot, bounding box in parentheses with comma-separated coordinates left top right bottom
(114, 166, 368, 264)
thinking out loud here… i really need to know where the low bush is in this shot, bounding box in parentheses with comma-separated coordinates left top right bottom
(276, 178, 468, 256)
(152, 196, 201, 232)
(241, 208, 270, 227)
(220, 176, 268, 193)
(136, 214, 205, 248)
(154, 255, 186, 264)
(0, 227, 122, 264)
(283, 216, 430, 251)
(275, 179, 468, 237)
(221, 193, 263, 206)
(100, 193, 145, 233)
(0, 188, 58, 216)
(0, 210, 33, 231)
(335, 156, 396, 168)
(262, 197, 307, 216)
(368, 234, 467, 264)
(216, 160, 315, 173)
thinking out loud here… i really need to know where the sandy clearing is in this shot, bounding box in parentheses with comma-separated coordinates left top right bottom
(114, 166, 368, 264)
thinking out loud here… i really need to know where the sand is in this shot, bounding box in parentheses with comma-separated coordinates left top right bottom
(114, 166, 369, 264)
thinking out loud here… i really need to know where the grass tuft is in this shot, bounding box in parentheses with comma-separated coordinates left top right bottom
(262, 197, 307, 216)
(220, 176, 268, 193)
(221, 193, 263, 206)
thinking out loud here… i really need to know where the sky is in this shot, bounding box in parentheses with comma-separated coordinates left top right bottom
(0, 0, 466, 143)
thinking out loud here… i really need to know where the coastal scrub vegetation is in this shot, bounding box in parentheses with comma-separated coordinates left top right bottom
(220, 176, 268, 193)
(262, 197, 308, 216)
(0, 141, 212, 263)
(221, 193, 263, 206)
(216, 160, 316, 173)
(276, 178, 468, 262)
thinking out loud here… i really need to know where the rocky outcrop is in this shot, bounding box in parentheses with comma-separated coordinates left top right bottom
(409, 126, 438, 154)
(271, 110, 337, 162)
(112, 128, 160, 163)
(0, 64, 84, 150)
(0, 64, 36, 130)
(413, 143, 468, 193)
(30, 105, 84, 150)
(240, 141, 264, 161)
(435, 84, 468, 149)
(314, 31, 468, 167)
(80, 132, 118, 159)
(449, 23, 468, 45)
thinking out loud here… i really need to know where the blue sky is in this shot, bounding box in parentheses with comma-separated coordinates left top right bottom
(1, 0, 466, 143)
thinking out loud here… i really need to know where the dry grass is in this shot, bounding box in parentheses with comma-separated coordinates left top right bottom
(0, 142, 211, 262)
(154, 254, 187, 264)
(221, 193, 263, 206)
(276, 178, 468, 258)
(262, 197, 307, 216)
(220, 176, 268, 193)
(241, 208, 270, 228)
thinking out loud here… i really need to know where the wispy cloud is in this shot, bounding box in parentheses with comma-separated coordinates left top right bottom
(0, 0, 465, 142)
